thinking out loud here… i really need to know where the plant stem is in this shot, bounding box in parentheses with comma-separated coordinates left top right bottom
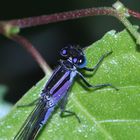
(118, 16, 140, 44)
(9, 7, 117, 28)
(10, 35, 51, 75)
(112, 1, 140, 44)
(0, 1, 140, 74)
(6, 2, 140, 45)
(128, 9, 140, 19)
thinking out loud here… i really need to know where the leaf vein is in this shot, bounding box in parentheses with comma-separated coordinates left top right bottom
(97, 119, 140, 124)
(72, 95, 113, 140)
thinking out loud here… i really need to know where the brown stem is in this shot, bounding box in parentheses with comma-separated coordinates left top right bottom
(128, 9, 140, 19)
(0, 7, 118, 75)
(9, 35, 51, 74)
(8, 7, 117, 28)
(0, 2, 140, 75)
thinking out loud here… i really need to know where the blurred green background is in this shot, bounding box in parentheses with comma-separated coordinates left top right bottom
(0, 0, 139, 116)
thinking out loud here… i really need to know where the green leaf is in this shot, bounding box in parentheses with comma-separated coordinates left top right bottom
(0, 29, 140, 140)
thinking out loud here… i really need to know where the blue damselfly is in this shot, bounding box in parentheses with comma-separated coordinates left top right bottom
(14, 46, 117, 140)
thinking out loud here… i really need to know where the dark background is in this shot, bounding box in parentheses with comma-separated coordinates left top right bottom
(0, 0, 139, 103)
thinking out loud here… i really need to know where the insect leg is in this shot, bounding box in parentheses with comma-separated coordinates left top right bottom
(59, 93, 81, 123)
(83, 51, 112, 72)
(77, 71, 118, 90)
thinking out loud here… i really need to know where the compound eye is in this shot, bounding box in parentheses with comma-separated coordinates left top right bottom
(62, 49, 67, 55)
(72, 57, 78, 63)
(60, 48, 68, 56)
(77, 55, 86, 68)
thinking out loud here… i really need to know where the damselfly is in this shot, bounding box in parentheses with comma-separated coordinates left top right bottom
(14, 46, 117, 140)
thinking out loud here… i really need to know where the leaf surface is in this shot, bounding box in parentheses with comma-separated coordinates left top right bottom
(0, 30, 140, 140)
